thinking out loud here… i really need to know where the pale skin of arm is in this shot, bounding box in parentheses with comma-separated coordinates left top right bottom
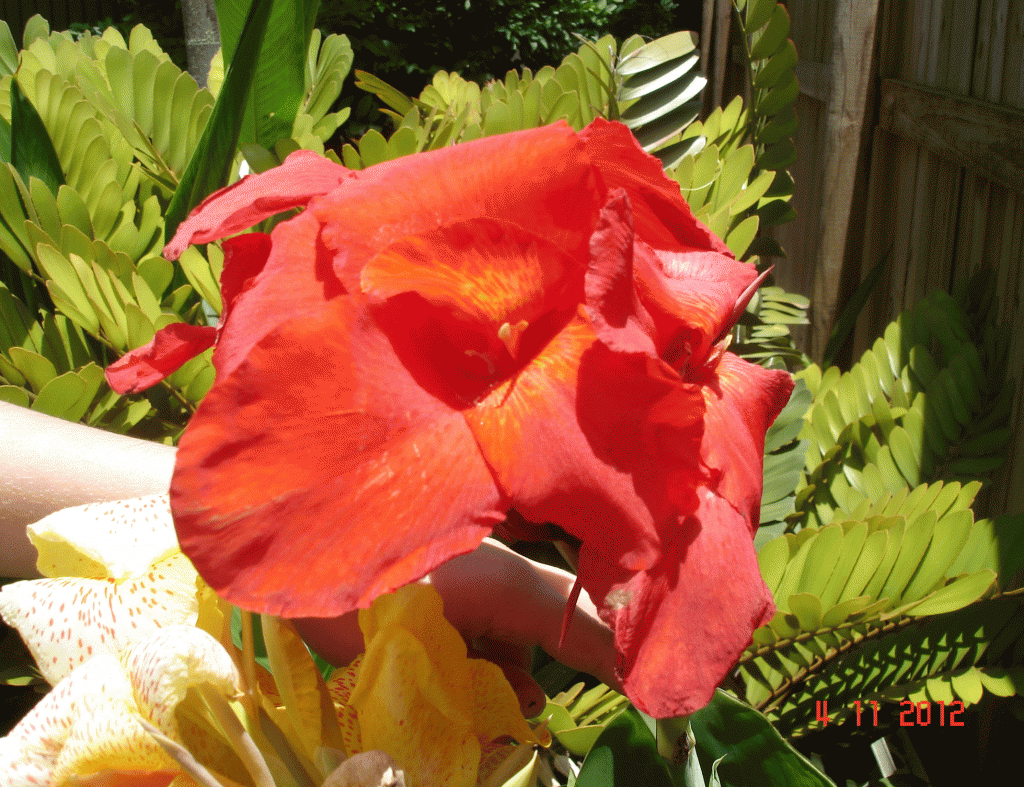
(0, 401, 618, 712)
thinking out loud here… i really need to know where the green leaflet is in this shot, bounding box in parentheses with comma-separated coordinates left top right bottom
(539, 682, 629, 757)
(745, 284, 1021, 737)
(9, 78, 64, 196)
(792, 289, 1012, 530)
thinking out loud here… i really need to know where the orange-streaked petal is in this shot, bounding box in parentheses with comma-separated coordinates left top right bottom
(171, 299, 505, 617)
(363, 218, 582, 328)
(465, 315, 707, 573)
(314, 122, 600, 284)
(104, 323, 216, 394)
(163, 150, 353, 259)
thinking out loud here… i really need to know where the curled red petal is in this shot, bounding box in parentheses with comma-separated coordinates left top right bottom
(164, 150, 353, 259)
(171, 298, 505, 617)
(580, 118, 732, 255)
(585, 189, 659, 357)
(695, 352, 795, 529)
(104, 323, 216, 394)
(584, 354, 793, 716)
(587, 492, 775, 718)
(633, 242, 758, 369)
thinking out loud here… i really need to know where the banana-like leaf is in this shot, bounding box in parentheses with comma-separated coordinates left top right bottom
(215, 0, 318, 148)
(689, 690, 836, 786)
(165, 0, 273, 241)
(575, 706, 676, 787)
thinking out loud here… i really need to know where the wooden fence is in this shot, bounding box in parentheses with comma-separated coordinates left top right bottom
(703, 0, 1023, 519)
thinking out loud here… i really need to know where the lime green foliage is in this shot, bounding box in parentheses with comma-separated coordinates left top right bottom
(0, 16, 351, 438)
(541, 682, 629, 757)
(741, 285, 1022, 739)
(793, 289, 1012, 528)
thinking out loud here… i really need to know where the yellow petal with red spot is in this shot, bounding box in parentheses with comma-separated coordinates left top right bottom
(28, 495, 180, 580)
(0, 626, 241, 787)
(0, 551, 199, 687)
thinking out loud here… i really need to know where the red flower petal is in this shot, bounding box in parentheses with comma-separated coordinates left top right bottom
(171, 297, 506, 617)
(314, 122, 600, 284)
(580, 118, 732, 256)
(589, 491, 775, 718)
(163, 150, 353, 259)
(695, 352, 795, 530)
(633, 242, 759, 369)
(104, 323, 216, 394)
(584, 189, 658, 357)
(584, 353, 792, 717)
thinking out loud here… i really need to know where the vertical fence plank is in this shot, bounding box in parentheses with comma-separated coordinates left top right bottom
(809, 0, 882, 357)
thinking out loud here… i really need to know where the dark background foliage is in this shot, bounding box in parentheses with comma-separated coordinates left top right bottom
(9, 1, 699, 133)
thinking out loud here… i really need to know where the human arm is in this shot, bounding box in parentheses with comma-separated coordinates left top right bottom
(295, 539, 618, 715)
(0, 401, 176, 578)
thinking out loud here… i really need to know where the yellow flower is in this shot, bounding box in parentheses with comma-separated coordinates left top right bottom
(0, 625, 246, 786)
(0, 497, 254, 787)
(0, 495, 199, 686)
(1, 498, 545, 787)
(328, 584, 545, 787)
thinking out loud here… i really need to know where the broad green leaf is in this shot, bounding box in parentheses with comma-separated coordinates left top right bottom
(576, 706, 675, 787)
(216, 0, 317, 148)
(165, 0, 274, 241)
(690, 691, 836, 786)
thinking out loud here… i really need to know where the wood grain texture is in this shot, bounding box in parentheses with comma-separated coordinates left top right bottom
(878, 78, 1024, 193)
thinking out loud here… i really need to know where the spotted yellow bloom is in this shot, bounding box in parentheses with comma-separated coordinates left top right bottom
(0, 495, 199, 686)
(1, 498, 543, 787)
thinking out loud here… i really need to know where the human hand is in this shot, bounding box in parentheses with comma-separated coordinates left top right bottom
(294, 538, 619, 717)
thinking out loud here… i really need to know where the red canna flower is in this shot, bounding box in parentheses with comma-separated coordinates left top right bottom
(106, 119, 794, 717)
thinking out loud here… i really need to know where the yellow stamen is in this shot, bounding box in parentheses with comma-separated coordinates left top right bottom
(497, 320, 529, 359)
